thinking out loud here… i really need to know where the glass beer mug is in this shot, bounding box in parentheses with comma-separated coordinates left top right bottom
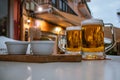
(58, 26, 82, 54)
(81, 18, 116, 59)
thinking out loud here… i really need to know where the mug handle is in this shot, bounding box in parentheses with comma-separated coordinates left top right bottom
(104, 23, 116, 53)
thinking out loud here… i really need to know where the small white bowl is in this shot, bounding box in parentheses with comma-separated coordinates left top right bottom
(5, 41, 29, 55)
(31, 41, 55, 55)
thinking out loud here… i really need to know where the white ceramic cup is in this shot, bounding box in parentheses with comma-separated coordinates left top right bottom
(5, 41, 29, 55)
(31, 41, 55, 55)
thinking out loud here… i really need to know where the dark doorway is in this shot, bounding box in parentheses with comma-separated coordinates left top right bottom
(0, 0, 8, 36)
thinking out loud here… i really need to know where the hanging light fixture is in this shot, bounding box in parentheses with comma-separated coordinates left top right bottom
(38, 6, 43, 12)
(27, 17, 31, 24)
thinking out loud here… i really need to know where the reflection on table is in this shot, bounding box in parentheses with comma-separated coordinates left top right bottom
(0, 56, 120, 80)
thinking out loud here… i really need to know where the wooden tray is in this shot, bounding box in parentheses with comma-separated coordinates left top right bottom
(0, 54, 82, 63)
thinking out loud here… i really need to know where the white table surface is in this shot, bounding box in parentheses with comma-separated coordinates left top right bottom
(0, 55, 120, 80)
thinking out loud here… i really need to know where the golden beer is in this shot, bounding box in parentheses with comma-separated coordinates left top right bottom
(81, 19, 105, 59)
(82, 24, 104, 52)
(66, 27, 82, 53)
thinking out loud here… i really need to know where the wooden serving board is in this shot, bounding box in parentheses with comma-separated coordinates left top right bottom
(0, 54, 82, 63)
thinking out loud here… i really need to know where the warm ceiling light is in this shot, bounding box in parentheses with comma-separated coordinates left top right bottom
(27, 19, 31, 23)
(26, 18, 31, 24)
(27, 19, 31, 24)
(38, 7, 43, 12)
(55, 27, 62, 34)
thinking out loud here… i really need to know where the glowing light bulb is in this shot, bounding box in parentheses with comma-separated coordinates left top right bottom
(38, 7, 43, 12)
(27, 19, 31, 23)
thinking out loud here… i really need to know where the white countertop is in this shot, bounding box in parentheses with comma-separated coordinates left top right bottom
(0, 55, 120, 80)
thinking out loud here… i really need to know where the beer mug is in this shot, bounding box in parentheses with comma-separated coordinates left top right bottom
(58, 26, 82, 54)
(81, 18, 116, 59)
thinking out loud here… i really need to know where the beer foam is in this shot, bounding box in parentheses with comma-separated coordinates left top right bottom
(66, 26, 81, 30)
(81, 18, 103, 25)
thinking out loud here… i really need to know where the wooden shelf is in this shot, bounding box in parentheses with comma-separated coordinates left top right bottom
(0, 54, 82, 63)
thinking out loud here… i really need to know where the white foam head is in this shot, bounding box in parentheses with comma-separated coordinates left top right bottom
(81, 18, 103, 25)
(66, 26, 81, 30)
